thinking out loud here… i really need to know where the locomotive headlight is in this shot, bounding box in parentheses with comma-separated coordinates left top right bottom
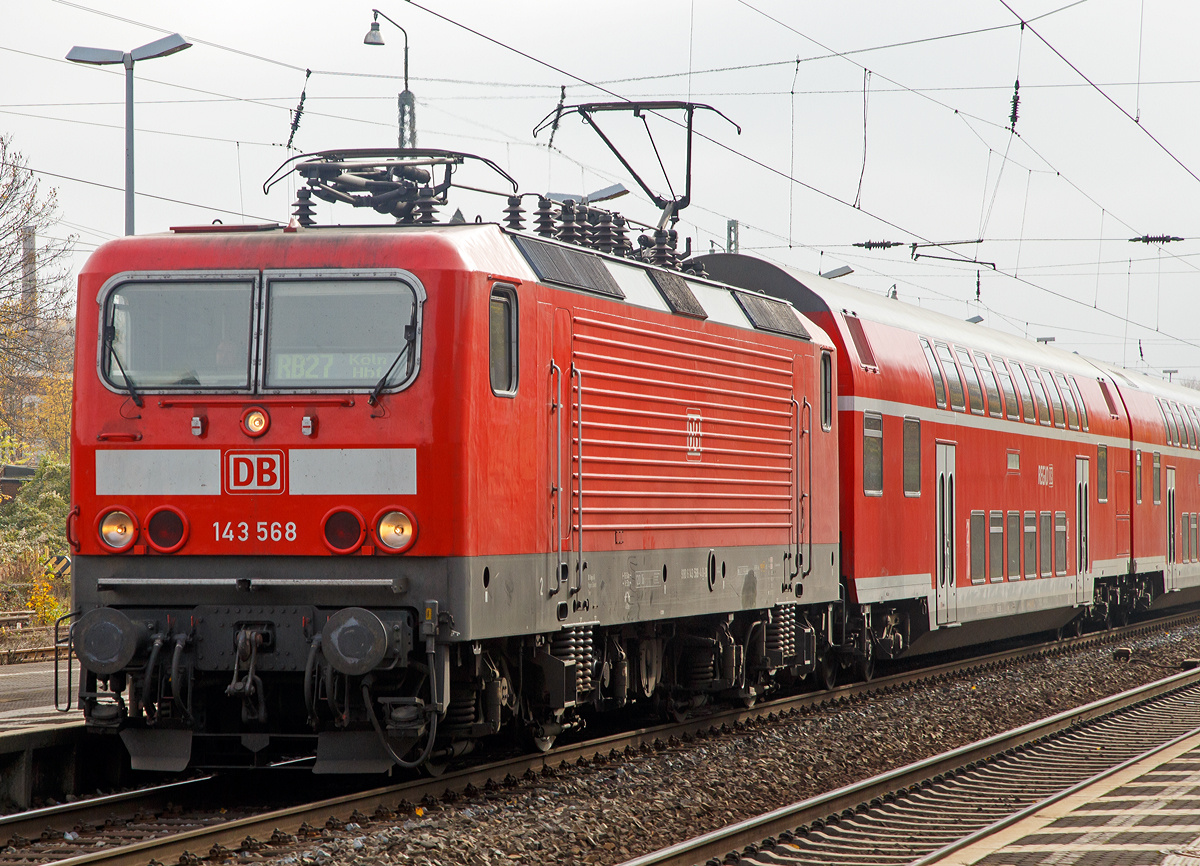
(376, 509, 417, 552)
(98, 509, 138, 551)
(241, 407, 270, 437)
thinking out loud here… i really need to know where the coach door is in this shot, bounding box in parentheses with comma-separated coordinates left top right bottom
(548, 308, 579, 598)
(1075, 457, 1090, 604)
(935, 443, 958, 624)
(1167, 466, 1178, 591)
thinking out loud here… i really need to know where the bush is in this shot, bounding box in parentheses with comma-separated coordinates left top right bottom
(0, 456, 70, 620)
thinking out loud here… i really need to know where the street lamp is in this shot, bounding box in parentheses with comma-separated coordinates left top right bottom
(364, 10, 416, 149)
(1165, 369, 1179, 382)
(1036, 336, 1055, 344)
(66, 33, 192, 236)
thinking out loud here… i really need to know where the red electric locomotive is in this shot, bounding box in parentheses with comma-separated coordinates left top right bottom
(67, 149, 841, 772)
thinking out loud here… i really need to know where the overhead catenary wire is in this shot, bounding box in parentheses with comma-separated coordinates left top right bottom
(0, 159, 276, 223)
(397, 0, 1200, 356)
(996, 0, 1200, 187)
(23, 0, 1200, 362)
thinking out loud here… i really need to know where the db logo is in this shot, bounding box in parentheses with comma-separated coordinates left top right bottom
(224, 450, 286, 494)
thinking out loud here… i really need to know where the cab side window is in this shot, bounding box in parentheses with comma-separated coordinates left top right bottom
(489, 285, 518, 395)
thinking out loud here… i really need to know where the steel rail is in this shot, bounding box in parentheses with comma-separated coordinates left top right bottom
(613, 665, 1200, 866)
(18, 605, 1200, 866)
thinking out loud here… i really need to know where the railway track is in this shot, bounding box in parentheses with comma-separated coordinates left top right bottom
(617, 664, 1200, 866)
(7, 608, 1198, 866)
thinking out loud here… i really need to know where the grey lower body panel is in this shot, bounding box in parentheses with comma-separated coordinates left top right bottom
(74, 542, 841, 644)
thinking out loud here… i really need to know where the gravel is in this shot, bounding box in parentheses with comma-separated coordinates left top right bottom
(235, 622, 1200, 866)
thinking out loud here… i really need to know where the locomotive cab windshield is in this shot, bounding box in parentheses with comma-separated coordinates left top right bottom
(100, 271, 423, 395)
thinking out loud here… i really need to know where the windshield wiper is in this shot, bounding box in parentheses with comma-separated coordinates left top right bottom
(367, 324, 417, 406)
(104, 325, 143, 408)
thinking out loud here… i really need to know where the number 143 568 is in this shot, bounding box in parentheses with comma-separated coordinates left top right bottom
(214, 521, 297, 542)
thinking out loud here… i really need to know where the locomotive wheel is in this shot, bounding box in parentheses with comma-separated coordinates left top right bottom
(815, 648, 838, 691)
(856, 643, 875, 683)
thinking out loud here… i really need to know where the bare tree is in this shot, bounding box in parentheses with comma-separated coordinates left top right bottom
(0, 133, 76, 450)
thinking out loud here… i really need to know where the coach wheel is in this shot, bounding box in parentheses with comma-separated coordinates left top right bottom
(815, 647, 838, 691)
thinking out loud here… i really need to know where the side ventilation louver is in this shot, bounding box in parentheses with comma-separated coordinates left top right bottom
(512, 236, 624, 299)
(648, 270, 708, 319)
(734, 292, 811, 340)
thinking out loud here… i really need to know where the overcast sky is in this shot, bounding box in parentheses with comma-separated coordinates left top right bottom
(5, 1, 1200, 377)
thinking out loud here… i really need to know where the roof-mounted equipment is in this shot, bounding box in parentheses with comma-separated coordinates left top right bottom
(263, 148, 518, 227)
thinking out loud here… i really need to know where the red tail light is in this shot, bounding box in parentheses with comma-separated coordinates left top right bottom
(146, 506, 189, 553)
(322, 508, 365, 554)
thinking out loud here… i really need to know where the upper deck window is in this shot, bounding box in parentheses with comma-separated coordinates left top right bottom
(265, 276, 419, 392)
(103, 278, 254, 391)
(920, 338, 946, 409)
(955, 347, 985, 415)
(1009, 359, 1036, 424)
(1039, 368, 1065, 428)
(935, 343, 966, 411)
(992, 356, 1020, 421)
(975, 352, 1002, 418)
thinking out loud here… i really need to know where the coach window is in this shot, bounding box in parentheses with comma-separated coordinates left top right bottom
(1039, 512, 1053, 577)
(1040, 369, 1065, 428)
(1161, 400, 1178, 446)
(1097, 445, 1108, 502)
(1070, 378, 1089, 430)
(935, 343, 966, 411)
(920, 338, 947, 409)
(903, 417, 920, 496)
(993, 356, 1020, 421)
(1055, 373, 1079, 430)
(956, 348, 985, 415)
(970, 511, 986, 584)
(863, 413, 883, 496)
(976, 352, 1003, 418)
(1184, 515, 1192, 563)
(1192, 515, 1198, 562)
(1132, 448, 1142, 503)
(489, 286, 518, 395)
(1007, 511, 1021, 578)
(1010, 360, 1036, 423)
(989, 512, 1004, 582)
(1055, 512, 1068, 575)
(1186, 405, 1200, 447)
(1187, 406, 1200, 447)
(1154, 453, 1162, 504)
(1025, 365, 1052, 426)
(1176, 402, 1195, 448)
(821, 351, 833, 430)
(1024, 512, 1037, 578)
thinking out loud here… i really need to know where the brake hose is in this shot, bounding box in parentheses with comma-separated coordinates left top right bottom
(363, 647, 440, 769)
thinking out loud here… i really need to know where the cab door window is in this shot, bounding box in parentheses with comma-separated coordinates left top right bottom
(489, 285, 519, 395)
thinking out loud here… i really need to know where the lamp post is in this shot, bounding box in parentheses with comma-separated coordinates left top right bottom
(67, 33, 192, 236)
(364, 10, 416, 149)
(1165, 369, 1179, 382)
